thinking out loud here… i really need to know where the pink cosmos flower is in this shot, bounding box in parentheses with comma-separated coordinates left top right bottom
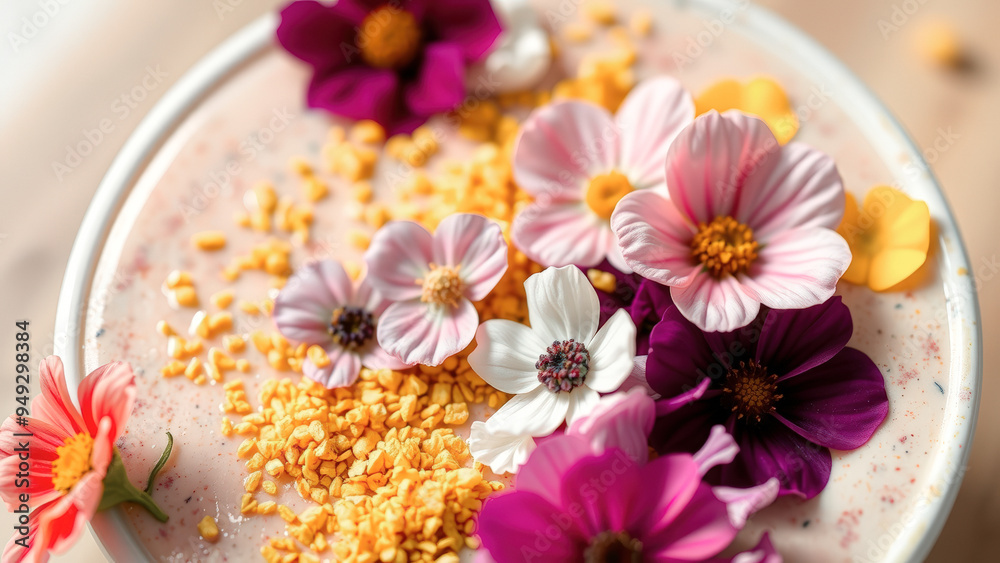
(611, 110, 851, 332)
(510, 77, 695, 272)
(477, 390, 778, 562)
(365, 213, 508, 366)
(272, 260, 409, 388)
(0, 357, 160, 563)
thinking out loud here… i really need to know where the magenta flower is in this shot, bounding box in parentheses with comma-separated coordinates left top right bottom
(476, 390, 778, 562)
(365, 213, 508, 366)
(272, 260, 409, 388)
(611, 110, 851, 332)
(276, 0, 502, 135)
(646, 297, 889, 498)
(511, 77, 695, 272)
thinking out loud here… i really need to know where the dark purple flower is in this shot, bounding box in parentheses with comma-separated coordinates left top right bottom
(579, 260, 673, 355)
(276, 0, 502, 135)
(646, 297, 889, 498)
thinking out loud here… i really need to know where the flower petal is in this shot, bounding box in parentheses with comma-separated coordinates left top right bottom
(423, 0, 503, 61)
(775, 347, 888, 451)
(468, 320, 547, 395)
(525, 266, 601, 344)
(616, 76, 695, 189)
(431, 213, 508, 301)
(665, 110, 780, 225)
(304, 347, 362, 389)
(645, 306, 716, 397)
(35, 470, 104, 556)
(77, 361, 135, 443)
(477, 490, 585, 562)
(643, 481, 739, 559)
(512, 101, 619, 198)
(512, 201, 614, 268)
(718, 422, 832, 498)
(376, 298, 479, 366)
(612, 189, 699, 287)
(755, 297, 853, 380)
(712, 478, 780, 529)
(358, 341, 411, 371)
(273, 260, 353, 344)
(32, 356, 86, 438)
(564, 387, 600, 426)
(468, 422, 537, 475)
(693, 425, 739, 477)
(306, 67, 406, 132)
(735, 141, 845, 238)
(567, 389, 654, 464)
(670, 272, 761, 333)
(485, 386, 570, 437)
(404, 41, 466, 116)
(621, 454, 704, 537)
(584, 309, 636, 393)
(276, 0, 364, 70)
(365, 221, 434, 301)
(515, 434, 591, 505)
(740, 228, 851, 311)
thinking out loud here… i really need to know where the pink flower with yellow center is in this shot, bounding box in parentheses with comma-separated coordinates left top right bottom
(364, 213, 508, 366)
(612, 110, 851, 332)
(1, 357, 168, 563)
(510, 76, 695, 272)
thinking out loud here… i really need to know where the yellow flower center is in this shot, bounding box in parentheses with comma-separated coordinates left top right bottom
(50, 432, 95, 494)
(722, 359, 783, 424)
(358, 6, 422, 69)
(585, 171, 634, 220)
(418, 264, 465, 307)
(690, 216, 760, 278)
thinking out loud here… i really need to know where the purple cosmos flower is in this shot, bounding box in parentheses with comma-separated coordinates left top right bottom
(276, 0, 502, 135)
(477, 390, 780, 562)
(579, 260, 673, 356)
(646, 297, 889, 498)
(272, 260, 409, 388)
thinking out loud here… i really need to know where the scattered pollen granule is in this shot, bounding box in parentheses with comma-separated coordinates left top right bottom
(197, 515, 220, 543)
(230, 365, 505, 563)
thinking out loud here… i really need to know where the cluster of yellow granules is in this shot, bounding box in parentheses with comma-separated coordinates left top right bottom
(221, 361, 503, 563)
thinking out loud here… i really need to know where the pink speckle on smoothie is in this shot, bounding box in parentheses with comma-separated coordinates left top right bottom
(923, 336, 940, 359)
(899, 435, 908, 443)
(893, 367, 919, 386)
(836, 509, 863, 548)
(960, 388, 972, 401)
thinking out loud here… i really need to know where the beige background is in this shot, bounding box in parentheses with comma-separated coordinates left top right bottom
(0, 0, 996, 561)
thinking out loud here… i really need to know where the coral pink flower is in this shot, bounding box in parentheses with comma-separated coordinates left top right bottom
(365, 213, 508, 366)
(272, 260, 410, 389)
(612, 110, 851, 332)
(510, 77, 695, 272)
(0, 357, 161, 563)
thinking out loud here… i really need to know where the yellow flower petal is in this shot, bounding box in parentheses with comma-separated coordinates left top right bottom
(837, 186, 931, 292)
(695, 77, 799, 144)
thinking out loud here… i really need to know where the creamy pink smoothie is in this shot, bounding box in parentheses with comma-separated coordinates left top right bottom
(76, 1, 969, 561)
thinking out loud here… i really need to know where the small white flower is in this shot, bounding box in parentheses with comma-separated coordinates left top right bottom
(467, 266, 636, 473)
(477, 0, 552, 93)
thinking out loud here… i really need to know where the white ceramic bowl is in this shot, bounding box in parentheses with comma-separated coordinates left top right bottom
(55, 2, 981, 561)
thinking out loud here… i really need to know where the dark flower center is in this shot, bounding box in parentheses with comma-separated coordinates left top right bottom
(584, 530, 643, 563)
(358, 5, 423, 69)
(535, 339, 590, 393)
(690, 216, 760, 278)
(329, 306, 375, 349)
(722, 359, 783, 423)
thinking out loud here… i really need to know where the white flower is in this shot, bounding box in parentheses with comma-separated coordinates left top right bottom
(477, 0, 552, 93)
(467, 266, 636, 473)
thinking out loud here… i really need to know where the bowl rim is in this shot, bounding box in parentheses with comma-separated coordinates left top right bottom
(54, 2, 982, 562)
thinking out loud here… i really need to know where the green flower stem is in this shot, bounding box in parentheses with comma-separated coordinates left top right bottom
(98, 433, 173, 523)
